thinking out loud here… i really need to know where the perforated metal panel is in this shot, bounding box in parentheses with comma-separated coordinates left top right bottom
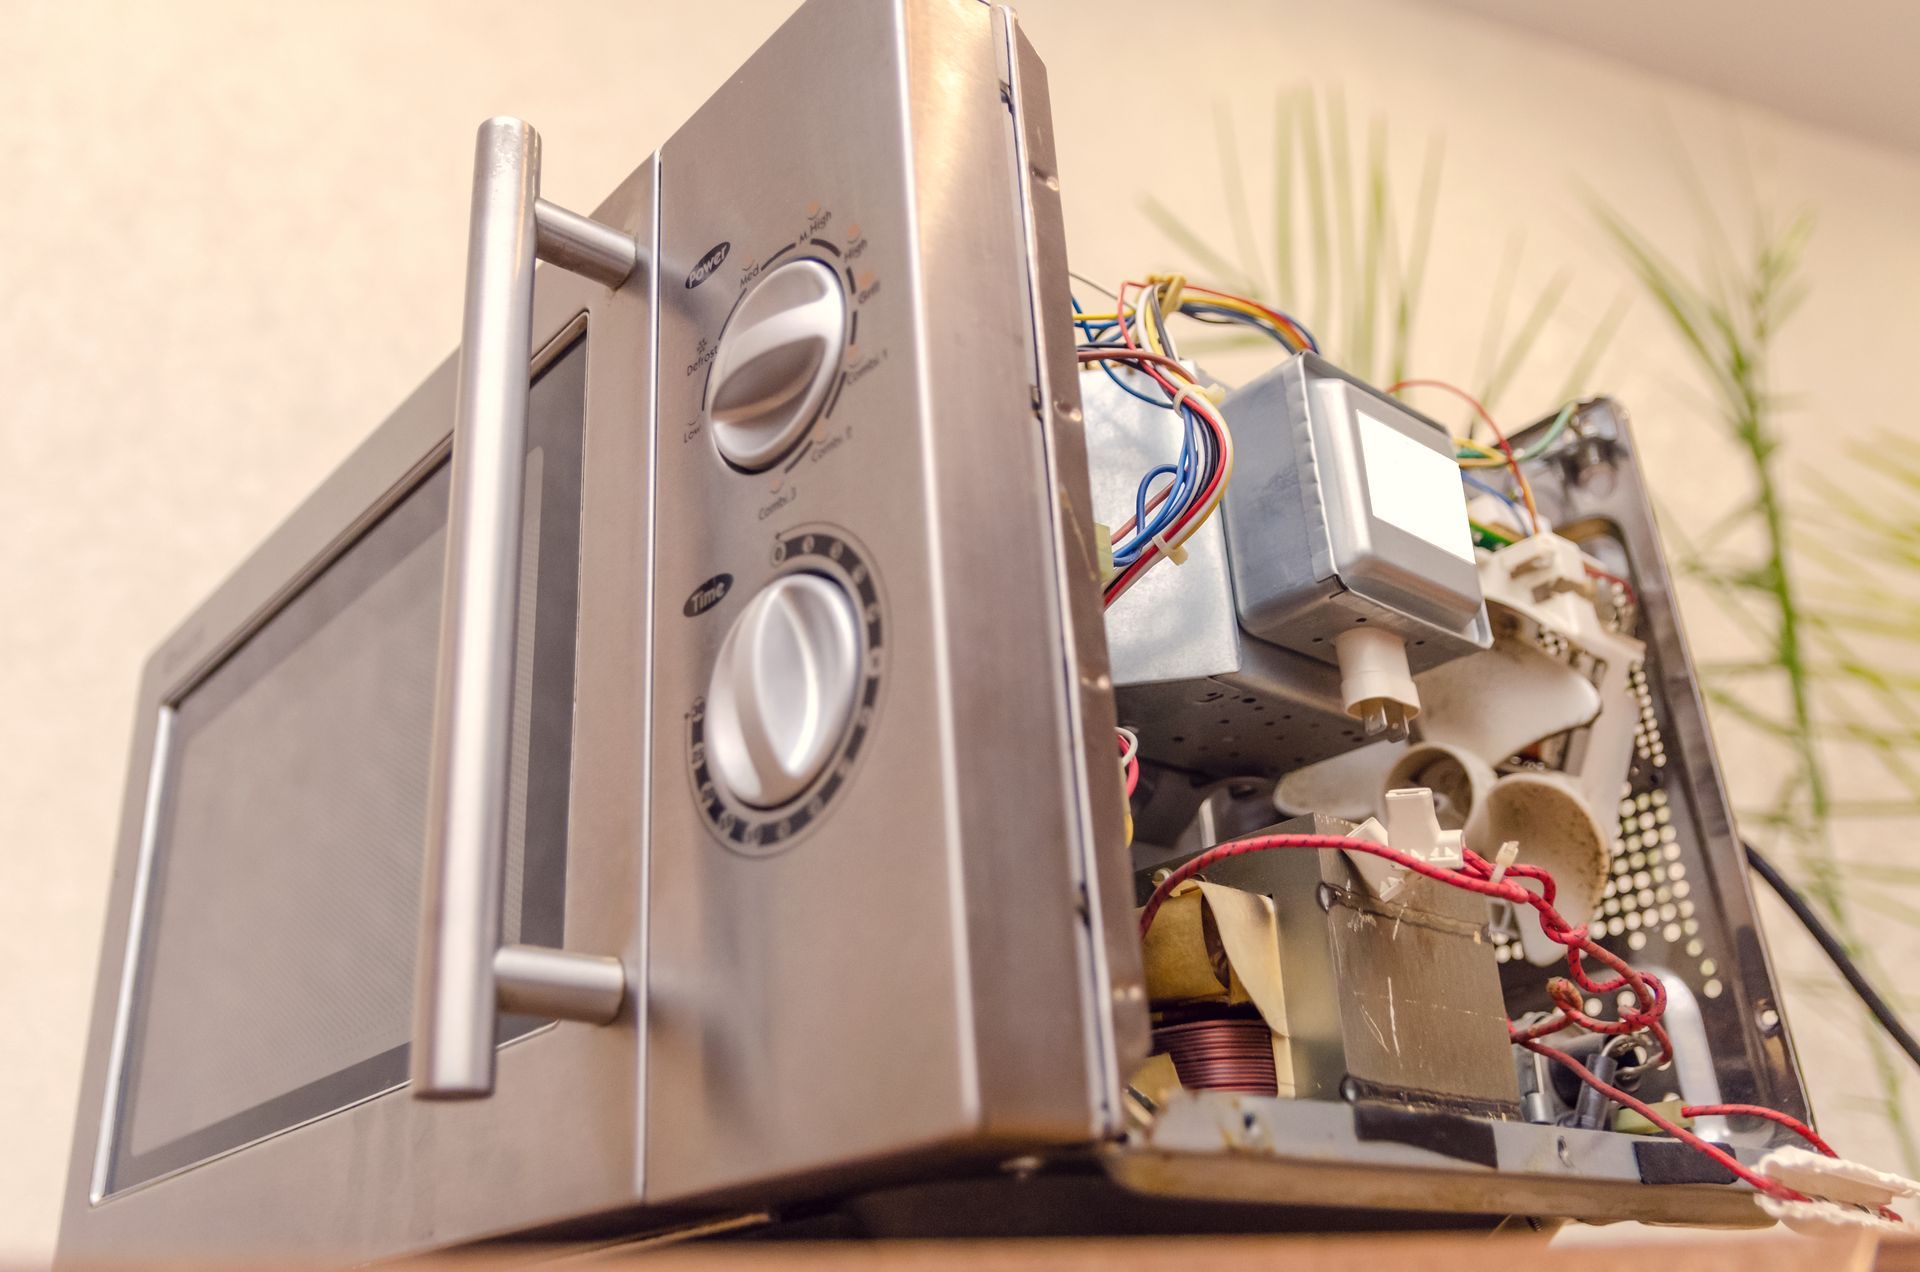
(1486, 401, 1808, 1128)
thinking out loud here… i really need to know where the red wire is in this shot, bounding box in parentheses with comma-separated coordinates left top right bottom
(1118, 732, 1140, 798)
(1138, 833, 1670, 1055)
(1082, 339, 1228, 609)
(1387, 378, 1540, 535)
(1584, 562, 1639, 611)
(1683, 1104, 1839, 1159)
(1523, 1039, 1805, 1203)
(1117, 279, 1139, 352)
(1134, 832, 1862, 1206)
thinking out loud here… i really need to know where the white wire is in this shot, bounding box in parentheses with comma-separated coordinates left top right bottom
(1115, 726, 1140, 768)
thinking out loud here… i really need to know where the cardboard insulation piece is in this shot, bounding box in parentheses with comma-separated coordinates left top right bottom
(1139, 881, 1295, 1096)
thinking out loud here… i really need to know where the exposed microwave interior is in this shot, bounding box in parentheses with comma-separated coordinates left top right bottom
(57, 0, 1892, 1262)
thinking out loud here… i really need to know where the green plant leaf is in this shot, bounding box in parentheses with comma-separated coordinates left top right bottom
(1139, 196, 1261, 295)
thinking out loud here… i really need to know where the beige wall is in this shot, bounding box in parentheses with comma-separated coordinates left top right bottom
(5, 0, 1919, 1259)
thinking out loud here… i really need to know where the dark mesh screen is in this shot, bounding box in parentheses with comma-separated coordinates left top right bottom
(107, 338, 585, 1191)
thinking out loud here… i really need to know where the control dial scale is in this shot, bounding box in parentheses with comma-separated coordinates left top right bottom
(704, 258, 848, 471)
(689, 528, 885, 854)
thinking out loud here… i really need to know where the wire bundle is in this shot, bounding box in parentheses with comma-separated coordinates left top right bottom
(1074, 278, 1246, 607)
(1137, 833, 1867, 1211)
(1390, 378, 1545, 535)
(1080, 278, 1881, 1216)
(1393, 380, 1642, 610)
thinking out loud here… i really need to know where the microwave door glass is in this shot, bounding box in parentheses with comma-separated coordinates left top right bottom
(104, 338, 587, 1194)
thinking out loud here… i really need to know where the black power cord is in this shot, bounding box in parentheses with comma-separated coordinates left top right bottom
(1745, 838, 1920, 1072)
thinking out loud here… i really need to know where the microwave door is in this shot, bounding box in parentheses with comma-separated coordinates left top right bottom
(641, 0, 1142, 1206)
(58, 156, 659, 1263)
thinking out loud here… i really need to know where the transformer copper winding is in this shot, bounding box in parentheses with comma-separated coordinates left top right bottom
(1151, 1014, 1277, 1095)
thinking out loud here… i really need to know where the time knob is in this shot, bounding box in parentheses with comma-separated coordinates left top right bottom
(703, 258, 848, 471)
(703, 572, 861, 809)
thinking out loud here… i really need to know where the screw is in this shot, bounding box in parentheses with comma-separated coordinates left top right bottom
(1001, 1155, 1043, 1179)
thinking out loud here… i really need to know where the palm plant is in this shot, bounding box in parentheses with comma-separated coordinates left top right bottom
(1139, 88, 1626, 415)
(1596, 199, 1920, 1170)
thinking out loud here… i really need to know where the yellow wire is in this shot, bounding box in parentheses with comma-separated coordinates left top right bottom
(1454, 437, 1510, 469)
(1093, 351, 1233, 567)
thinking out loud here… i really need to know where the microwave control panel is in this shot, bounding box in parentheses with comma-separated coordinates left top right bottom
(643, 0, 1122, 1209)
(646, 3, 954, 1190)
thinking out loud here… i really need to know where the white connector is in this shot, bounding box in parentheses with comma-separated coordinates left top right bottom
(1756, 1146, 1917, 1235)
(1384, 787, 1465, 869)
(1333, 626, 1420, 742)
(1345, 787, 1462, 901)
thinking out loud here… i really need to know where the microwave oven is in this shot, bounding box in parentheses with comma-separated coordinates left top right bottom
(58, 0, 1817, 1261)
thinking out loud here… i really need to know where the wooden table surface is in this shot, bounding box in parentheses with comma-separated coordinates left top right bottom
(406, 1229, 1900, 1272)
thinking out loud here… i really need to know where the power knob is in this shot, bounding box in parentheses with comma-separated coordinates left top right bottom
(703, 572, 861, 809)
(703, 258, 847, 471)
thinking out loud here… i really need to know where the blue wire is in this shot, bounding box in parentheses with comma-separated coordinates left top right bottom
(1072, 292, 1214, 566)
(1122, 465, 1179, 563)
(1114, 401, 1207, 564)
(1116, 433, 1189, 563)
(1461, 472, 1523, 526)
(1178, 300, 1321, 354)
(1074, 294, 1171, 408)
(1097, 360, 1169, 409)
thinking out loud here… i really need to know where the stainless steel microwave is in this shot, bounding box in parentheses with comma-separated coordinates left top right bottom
(62, 2, 1137, 1258)
(60, 0, 1815, 1261)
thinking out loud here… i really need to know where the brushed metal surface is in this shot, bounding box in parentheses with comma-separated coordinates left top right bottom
(1084, 366, 1365, 784)
(534, 198, 639, 288)
(1001, 8, 1149, 1113)
(58, 1, 1808, 1255)
(1121, 1092, 1771, 1227)
(1217, 353, 1490, 666)
(416, 116, 639, 1099)
(494, 944, 625, 1024)
(416, 115, 543, 1101)
(642, 0, 1128, 1205)
(59, 154, 659, 1263)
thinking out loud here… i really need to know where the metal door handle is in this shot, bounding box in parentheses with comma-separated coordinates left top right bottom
(412, 117, 636, 1100)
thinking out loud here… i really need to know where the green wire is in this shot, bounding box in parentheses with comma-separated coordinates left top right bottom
(1518, 401, 1578, 461)
(1454, 401, 1579, 464)
(1470, 519, 1517, 551)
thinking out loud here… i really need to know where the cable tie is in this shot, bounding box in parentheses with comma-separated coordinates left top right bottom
(1150, 526, 1190, 566)
(1489, 839, 1520, 886)
(1167, 381, 1218, 417)
(1146, 271, 1187, 313)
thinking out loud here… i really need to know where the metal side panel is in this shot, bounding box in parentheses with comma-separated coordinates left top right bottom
(56, 158, 659, 1265)
(1110, 1092, 1770, 1228)
(643, 0, 1122, 1207)
(1001, 7, 1151, 1121)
